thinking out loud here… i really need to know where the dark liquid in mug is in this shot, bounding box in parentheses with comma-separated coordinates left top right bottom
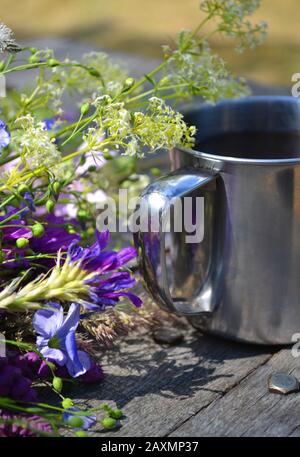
(197, 131, 300, 160)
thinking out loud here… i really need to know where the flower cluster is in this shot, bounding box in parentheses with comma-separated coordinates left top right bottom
(163, 36, 249, 102)
(92, 95, 196, 157)
(0, 229, 140, 311)
(14, 115, 61, 168)
(62, 52, 128, 99)
(0, 0, 266, 436)
(200, 0, 267, 52)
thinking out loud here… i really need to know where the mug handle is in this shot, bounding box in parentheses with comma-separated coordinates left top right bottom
(134, 167, 218, 316)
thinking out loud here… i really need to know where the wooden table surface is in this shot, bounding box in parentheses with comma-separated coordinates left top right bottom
(73, 325, 300, 437)
(16, 38, 295, 437)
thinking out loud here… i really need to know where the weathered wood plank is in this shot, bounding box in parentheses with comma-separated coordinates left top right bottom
(171, 348, 300, 437)
(73, 330, 274, 436)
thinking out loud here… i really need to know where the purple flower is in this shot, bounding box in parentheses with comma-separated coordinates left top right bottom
(88, 271, 142, 309)
(63, 407, 96, 430)
(0, 354, 37, 402)
(0, 412, 52, 437)
(30, 215, 80, 255)
(33, 302, 91, 378)
(68, 230, 136, 273)
(68, 230, 142, 310)
(0, 211, 32, 242)
(0, 120, 10, 149)
(79, 360, 104, 383)
(0, 214, 80, 269)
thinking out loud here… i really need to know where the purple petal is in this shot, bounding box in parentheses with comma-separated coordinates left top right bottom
(79, 361, 104, 383)
(108, 291, 142, 308)
(97, 272, 136, 291)
(67, 241, 84, 262)
(115, 247, 137, 267)
(96, 229, 110, 250)
(3, 226, 32, 240)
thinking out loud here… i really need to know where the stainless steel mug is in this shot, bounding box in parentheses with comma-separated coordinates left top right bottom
(134, 96, 300, 345)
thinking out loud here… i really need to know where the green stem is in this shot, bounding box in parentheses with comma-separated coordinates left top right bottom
(0, 194, 16, 210)
(127, 82, 190, 104)
(53, 113, 97, 140)
(0, 207, 27, 225)
(2, 254, 62, 264)
(2, 62, 48, 74)
(127, 61, 167, 96)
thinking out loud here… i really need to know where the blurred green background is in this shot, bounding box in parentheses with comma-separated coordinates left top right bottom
(0, 0, 299, 86)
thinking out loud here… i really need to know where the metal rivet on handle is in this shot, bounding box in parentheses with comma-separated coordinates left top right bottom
(268, 372, 299, 395)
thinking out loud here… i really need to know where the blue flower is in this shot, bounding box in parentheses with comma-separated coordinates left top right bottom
(0, 120, 10, 149)
(23, 191, 35, 211)
(33, 302, 91, 378)
(63, 407, 96, 430)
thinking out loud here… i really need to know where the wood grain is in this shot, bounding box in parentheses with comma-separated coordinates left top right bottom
(171, 348, 300, 437)
(74, 330, 274, 436)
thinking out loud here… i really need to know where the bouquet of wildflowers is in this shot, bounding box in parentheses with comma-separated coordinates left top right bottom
(0, 1, 266, 436)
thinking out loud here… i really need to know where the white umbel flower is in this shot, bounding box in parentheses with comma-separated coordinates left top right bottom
(0, 22, 21, 53)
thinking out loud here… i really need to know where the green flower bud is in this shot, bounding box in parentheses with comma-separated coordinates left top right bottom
(102, 150, 113, 160)
(124, 77, 135, 89)
(101, 403, 111, 412)
(17, 183, 30, 195)
(121, 180, 131, 189)
(16, 238, 29, 249)
(29, 55, 39, 64)
(65, 223, 77, 234)
(62, 398, 74, 409)
(52, 376, 63, 393)
(101, 417, 117, 430)
(52, 181, 61, 195)
(31, 223, 45, 238)
(77, 209, 89, 221)
(109, 408, 123, 420)
(80, 103, 90, 116)
(150, 167, 161, 177)
(46, 199, 55, 213)
(87, 227, 95, 236)
(48, 58, 60, 67)
(29, 47, 38, 54)
(88, 67, 100, 78)
(75, 431, 87, 437)
(68, 416, 84, 429)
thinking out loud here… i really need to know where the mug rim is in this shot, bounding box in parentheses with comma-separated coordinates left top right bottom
(181, 95, 300, 166)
